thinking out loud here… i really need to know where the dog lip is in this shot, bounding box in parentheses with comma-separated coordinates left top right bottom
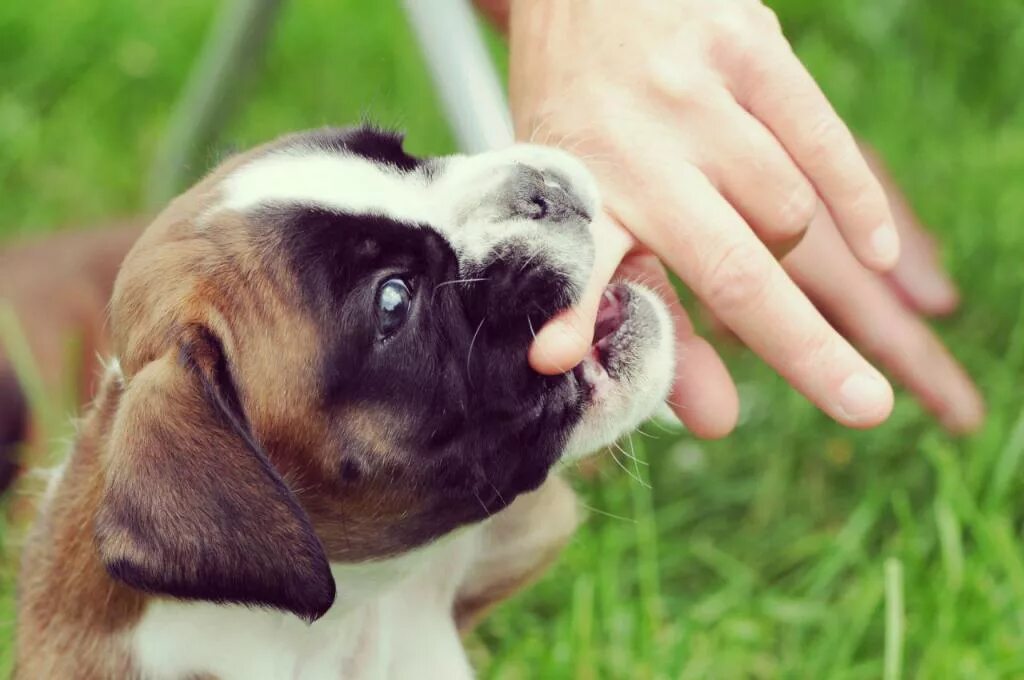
(593, 285, 625, 343)
(571, 353, 598, 400)
(571, 284, 630, 398)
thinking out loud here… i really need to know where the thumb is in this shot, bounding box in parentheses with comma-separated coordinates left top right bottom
(529, 212, 635, 374)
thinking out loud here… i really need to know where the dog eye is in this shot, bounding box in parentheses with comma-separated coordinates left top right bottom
(377, 279, 411, 336)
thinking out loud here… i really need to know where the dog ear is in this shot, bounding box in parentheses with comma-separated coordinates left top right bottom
(94, 326, 335, 622)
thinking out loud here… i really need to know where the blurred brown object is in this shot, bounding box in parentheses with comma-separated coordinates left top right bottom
(0, 221, 142, 489)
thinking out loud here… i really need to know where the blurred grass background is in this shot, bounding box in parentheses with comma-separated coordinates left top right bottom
(1, 0, 1023, 677)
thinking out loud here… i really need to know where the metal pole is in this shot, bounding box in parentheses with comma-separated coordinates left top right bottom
(402, 0, 514, 153)
(145, 0, 285, 208)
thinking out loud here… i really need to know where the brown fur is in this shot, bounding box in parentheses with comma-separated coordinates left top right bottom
(15, 372, 145, 679)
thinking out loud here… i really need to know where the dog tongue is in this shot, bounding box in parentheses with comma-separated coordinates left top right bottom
(593, 286, 624, 343)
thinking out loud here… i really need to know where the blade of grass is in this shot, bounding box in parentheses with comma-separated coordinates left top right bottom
(884, 558, 905, 680)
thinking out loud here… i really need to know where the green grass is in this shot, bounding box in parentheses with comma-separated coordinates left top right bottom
(1, 0, 1023, 677)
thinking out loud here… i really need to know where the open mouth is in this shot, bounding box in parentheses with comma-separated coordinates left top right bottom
(571, 284, 628, 400)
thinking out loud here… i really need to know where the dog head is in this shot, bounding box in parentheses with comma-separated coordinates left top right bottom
(95, 127, 673, 621)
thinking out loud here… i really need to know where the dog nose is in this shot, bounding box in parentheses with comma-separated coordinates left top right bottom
(449, 154, 596, 338)
(505, 166, 591, 224)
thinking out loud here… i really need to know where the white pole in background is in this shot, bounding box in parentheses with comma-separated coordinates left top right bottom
(402, 0, 515, 153)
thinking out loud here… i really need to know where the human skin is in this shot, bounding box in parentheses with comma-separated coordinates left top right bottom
(475, 0, 982, 436)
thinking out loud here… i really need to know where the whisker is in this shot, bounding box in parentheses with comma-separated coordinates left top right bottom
(633, 425, 659, 439)
(529, 114, 553, 145)
(625, 435, 650, 494)
(627, 432, 648, 467)
(517, 249, 542, 273)
(663, 397, 688, 410)
(432, 277, 488, 304)
(606, 444, 648, 487)
(487, 481, 506, 509)
(576, 501, 636, 524)
(617, 436, 649, 469)
(466, 316, 487, 383)
(473, 489, 492, 518)
(648, 416, 682, 435)
(627, 435, 642, 481)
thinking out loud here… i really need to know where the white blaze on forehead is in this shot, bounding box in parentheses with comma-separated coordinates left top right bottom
(215, 143, 599, 230)
(218, 150, 438, 225)
(433, 143, 600, 219)
(211, 142, 599, 287)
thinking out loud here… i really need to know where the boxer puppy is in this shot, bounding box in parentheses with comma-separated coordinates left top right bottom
(14, 126, 673, 679)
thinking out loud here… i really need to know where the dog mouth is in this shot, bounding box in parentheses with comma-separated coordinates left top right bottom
(571, 283, 629, 401)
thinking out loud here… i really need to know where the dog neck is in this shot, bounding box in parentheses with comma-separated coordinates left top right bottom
(131, 534, 480, 680)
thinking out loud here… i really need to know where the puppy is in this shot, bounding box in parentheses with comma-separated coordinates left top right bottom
(14, 126, 674, 679)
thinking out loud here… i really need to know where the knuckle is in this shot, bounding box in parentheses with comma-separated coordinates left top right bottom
(708, 6, 754, 48)
(713, 1, 778, 38)
(702, 241, 775, 313)
(721, 14, 749, 41)
(775, 183, 818, 235)
(838, 176, 890, 228)
(805, 116, 845, 160)
(788, 326, 838, 376)
(648, 56, 720, 108)
(708, 5, 785, 84)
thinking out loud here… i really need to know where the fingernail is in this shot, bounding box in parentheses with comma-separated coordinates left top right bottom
(870, 225, 900, 268)
(838, 372, 891, 423)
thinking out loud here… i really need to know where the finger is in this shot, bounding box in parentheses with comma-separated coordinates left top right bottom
(528, 211, 635, 374)
(736, 47, 900, 272)
(698, 302, 735, 342)
(858, 144, 960, 315)
(885, 219, 960, 317)
(701, 106, 817, 247)
(786, 216, 984, 433)
(616, 254, 739, 438)
(618, 165, 893, 428)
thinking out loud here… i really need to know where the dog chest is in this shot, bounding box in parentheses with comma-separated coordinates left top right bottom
(131, 530, 480, 679)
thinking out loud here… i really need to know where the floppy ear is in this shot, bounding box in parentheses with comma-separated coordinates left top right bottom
(94, 326, 335, 622)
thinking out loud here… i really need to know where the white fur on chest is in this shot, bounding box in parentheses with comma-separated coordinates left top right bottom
(132, 528, 482, 680)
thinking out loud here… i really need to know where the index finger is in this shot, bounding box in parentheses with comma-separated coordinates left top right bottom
(628, 166, 894, 428)
(736, 46, 901, 272)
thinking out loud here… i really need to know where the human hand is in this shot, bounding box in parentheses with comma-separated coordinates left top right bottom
(781, 149, 984, 433)
(693, 145, 984, 433)
(510, 0, 904, 436)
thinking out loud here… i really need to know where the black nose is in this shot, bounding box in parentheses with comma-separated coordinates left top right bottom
(506, 166, 590, 224)
(458, 164, 591, 341)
